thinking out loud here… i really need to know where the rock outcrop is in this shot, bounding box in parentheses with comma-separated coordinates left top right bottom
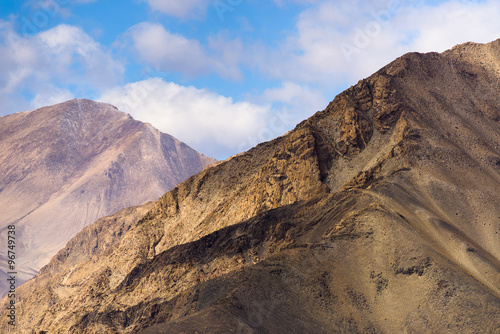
(1, 40, 499, 333)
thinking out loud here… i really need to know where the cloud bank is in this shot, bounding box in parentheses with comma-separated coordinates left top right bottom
(0, 23, 123, 113)
(99, 78, 272, 159)
(2, 0, 500, 159)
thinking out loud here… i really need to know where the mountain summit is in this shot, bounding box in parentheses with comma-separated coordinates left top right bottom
(2, 40, 500, 333)
(0, 99, 215, 296)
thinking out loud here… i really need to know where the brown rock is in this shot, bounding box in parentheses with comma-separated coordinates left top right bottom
(0, 99, 215, 296)
(2, 40, 500, 333)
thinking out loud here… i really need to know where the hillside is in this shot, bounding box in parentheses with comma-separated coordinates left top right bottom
(1, 40, 499, 333)
(0, 99, 215, 296)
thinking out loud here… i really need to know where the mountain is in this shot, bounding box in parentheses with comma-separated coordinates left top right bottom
(0, 99, 215, 297)
(2, 40, 500, 333)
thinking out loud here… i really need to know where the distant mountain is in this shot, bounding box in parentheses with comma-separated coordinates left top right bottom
(0, 99, 215, 296)
(2, 40, 500, 333)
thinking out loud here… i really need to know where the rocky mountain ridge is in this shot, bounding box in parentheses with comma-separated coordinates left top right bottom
(1, 40, 499, 333)
(0, 99, 215, 297)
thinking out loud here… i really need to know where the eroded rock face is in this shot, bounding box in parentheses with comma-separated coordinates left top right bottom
(0, 99, 215, 296)
(315, 71, 404, 157)
(2, 40, 500, 333)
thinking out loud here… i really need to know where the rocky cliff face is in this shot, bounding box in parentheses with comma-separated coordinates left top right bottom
(0, 99, 215, 297)
(2, 41, 500, 333)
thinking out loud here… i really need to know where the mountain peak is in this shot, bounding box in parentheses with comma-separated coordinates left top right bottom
(2, 40, 499, 333)
(0, 100, 215, 297)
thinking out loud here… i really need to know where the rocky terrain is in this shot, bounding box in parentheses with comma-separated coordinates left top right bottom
(1, 40, 500, 333)
(0, 99, 215, 296)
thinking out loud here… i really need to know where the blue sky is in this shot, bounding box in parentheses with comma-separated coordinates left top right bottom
(0, 0, 499, 159)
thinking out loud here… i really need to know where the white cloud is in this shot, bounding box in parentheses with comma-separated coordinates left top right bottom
(207, 33, 244, 80)
(251, 0, 500, 88)
(2, 0, 498, 158)
(37, 24, 123, 88)
(0, 23, 123, 115)
(143, 0, 211, 18)
(253, 81, 329, 122)
(260, 82, 324, 106)
(99, 78, 271, 159)
(31, 86, 74, 109)
(127, 22, 208, 77)
(126, 22, 242, 79)
(402, 0, 500, 52)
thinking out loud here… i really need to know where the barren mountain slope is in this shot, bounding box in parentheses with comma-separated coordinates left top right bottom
(0, 99, 215, 296)
(2, 40, 500, 333)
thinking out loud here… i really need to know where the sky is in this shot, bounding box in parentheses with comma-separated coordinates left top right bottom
(0, 0, 499, 159)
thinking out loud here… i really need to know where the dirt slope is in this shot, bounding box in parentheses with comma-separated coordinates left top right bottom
(1, 40, 499, 333)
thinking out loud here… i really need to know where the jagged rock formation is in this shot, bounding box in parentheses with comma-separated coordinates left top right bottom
(2, 40, 500, 333)
(0, 99, 215, 297)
